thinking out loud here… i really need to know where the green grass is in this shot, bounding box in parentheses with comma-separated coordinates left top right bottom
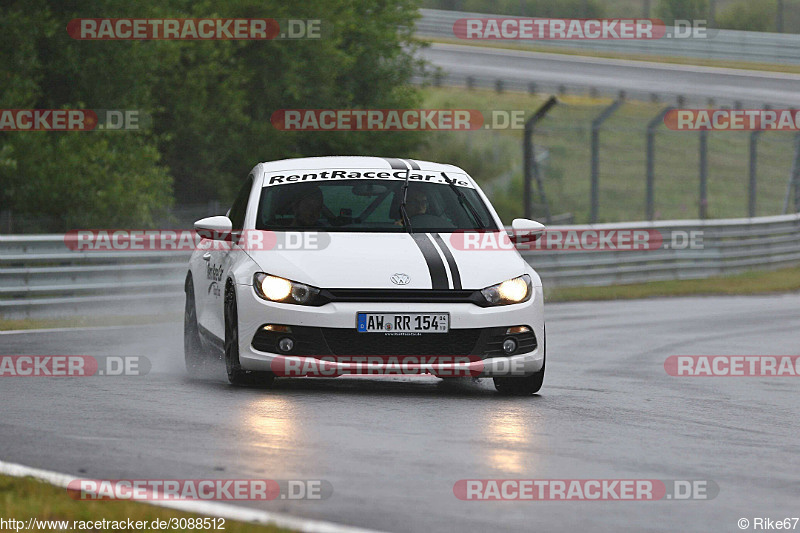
(0, 474, 291, 532)
(412, 88, 797, 223)
(546, 265, 800, 302)
(0, 313, 182, 331)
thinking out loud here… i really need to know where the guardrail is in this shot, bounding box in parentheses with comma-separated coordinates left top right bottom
(418, 9, 800, 65)
(1, 214, 799, 318)
(0, 235, 188, 319)
(522, 213, 800, 286)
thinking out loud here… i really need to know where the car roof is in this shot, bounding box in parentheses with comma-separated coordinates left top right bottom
(258, 156, 471, 179)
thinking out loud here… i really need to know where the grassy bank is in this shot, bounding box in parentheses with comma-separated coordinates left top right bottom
(546, 265, 800, 302)
(0, 474, 291, 532)
(0, 313, 182, 331)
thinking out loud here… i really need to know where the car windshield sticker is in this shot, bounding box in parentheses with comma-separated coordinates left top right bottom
(262, 169, 474, 189)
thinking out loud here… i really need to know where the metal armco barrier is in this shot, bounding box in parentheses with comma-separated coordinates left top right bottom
(417, 9, 800, 65)
(2, 213, 799, 318)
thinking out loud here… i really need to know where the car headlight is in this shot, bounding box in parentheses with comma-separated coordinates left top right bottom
(254, 273, 322, 305)
(480, 274, 532, 306)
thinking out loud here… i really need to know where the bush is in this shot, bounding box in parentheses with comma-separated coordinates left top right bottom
(716, 0, 776, 31)
(655, 0, 709, 22)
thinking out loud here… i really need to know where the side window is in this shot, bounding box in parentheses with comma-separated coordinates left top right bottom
(228, 175, 253, 231)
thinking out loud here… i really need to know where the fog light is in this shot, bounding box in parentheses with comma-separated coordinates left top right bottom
(263, 324, 292, 333)
(278, 337, 295, 353)
(502, 338, 518, 354)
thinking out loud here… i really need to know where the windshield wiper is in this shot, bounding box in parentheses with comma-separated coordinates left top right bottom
(399, 167, 413, 233)
(441, 172, 485, 230)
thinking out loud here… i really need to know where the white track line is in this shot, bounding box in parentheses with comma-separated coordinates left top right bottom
(0, 325, 156, 335)
(0, 460, 384, 533)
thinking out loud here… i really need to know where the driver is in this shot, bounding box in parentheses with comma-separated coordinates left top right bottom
(396, 188, 429, 225)
(291, 186, 325, 227)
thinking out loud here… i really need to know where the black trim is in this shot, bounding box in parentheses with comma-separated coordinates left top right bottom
(432, 233, 462, 290)
(320, 288, 480, 304)
(411, 233, 449, 289)
(403, 159, 421, 170)
(383, 157, 408, 170)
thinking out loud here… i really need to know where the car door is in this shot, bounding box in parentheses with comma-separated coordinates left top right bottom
(196, 175, 254, 340)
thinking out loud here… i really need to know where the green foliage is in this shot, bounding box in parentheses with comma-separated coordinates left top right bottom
(716, 0, 777, 32)
(655, 0, 709, 22)
(4, 133, 173, 229)
(0, 0, 426, 230)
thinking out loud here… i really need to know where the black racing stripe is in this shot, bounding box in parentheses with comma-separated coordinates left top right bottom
(411, 234, 449, 290)
(403, 159, 421, 170)
(432, 233, 461, 290)
(382, 157, 408, 170)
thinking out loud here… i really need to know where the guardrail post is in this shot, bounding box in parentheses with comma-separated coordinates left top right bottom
(523, 96, 558, 222)
(590, 98, 624, 223)
(699, 129, 708, 219)
(783, 133, 800, 214)
(645, 106, 674, 221)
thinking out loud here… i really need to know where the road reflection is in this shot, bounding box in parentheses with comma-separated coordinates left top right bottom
(239, 394, 308, 473)
(484, 406, 543, 475)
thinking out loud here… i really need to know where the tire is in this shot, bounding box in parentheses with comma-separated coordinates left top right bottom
(493, 325, 546, 396)
(184, 275, 209, 377)
(224, 283, 275, 388)
(493, 359, 545, 396)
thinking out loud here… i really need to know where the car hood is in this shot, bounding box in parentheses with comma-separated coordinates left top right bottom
(245, 232, 528, 290)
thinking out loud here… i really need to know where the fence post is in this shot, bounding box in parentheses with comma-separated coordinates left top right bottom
(523, 96, 559, 222)
(699, 129, 708, 219)
(590, 98, 624, 223)
(645, 106, 674, 221)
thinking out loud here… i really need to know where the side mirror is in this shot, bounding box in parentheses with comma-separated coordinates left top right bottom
(194, 216, 232, 240)
(509, 218, 546, 244)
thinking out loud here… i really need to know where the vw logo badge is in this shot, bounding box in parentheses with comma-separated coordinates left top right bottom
(390, 273, 410, 285)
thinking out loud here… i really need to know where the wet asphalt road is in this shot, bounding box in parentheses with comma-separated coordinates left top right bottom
(1, 294, 798, 532)
(423, 42, 800, 107)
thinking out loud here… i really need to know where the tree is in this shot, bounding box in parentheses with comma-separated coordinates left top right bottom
(655, 0, 709, 22)
(0, 0, 428, 230)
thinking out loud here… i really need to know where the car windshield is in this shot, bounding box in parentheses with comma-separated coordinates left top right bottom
(254, 171, 498, 232)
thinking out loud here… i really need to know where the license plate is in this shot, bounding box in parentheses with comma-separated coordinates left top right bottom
(357, 313, 449, 333)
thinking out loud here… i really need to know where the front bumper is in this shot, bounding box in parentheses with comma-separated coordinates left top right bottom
(235, 283, 545, 377)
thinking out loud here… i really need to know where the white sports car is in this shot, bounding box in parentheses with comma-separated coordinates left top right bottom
(184, 156, 547, 395)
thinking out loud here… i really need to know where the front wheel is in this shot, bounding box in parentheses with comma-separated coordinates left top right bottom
(493, 354, 545, 396)
(224, 284, 275, 388)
